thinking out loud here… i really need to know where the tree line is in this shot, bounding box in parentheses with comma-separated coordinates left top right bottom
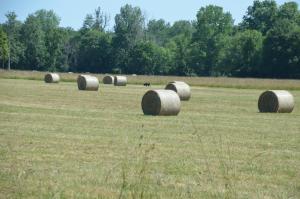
(0, 0, 300, 78)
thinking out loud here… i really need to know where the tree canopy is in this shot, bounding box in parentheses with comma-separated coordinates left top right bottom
(1, 1, 300, 78)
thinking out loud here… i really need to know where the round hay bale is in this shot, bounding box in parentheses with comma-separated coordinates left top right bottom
(44, 73, 60, 83)
(165, 81, 191, 101)
(103, 75, 114, 84)
(258, 90, 294, 113)
(114, 76, 127, 86)
(141, 90, 181, 116)
(77, 75, 99, 91)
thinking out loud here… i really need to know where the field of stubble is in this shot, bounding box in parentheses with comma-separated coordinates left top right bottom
(0, 75, 299, 198)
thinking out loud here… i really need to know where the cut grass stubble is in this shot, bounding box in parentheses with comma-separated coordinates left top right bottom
(0, 77, 299, 198)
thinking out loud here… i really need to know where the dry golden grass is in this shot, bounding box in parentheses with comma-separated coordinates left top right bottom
(1, 69, 300, 90)
(0, 76, 299, 198)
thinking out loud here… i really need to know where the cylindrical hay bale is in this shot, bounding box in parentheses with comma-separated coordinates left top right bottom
(165, 81, 191, 101)
(44, 73, 60, 83)
(258, 90, 294, 113)
(141, 90, 181, 116)
(77, 75, 99, 91)
(114, 76, 127, 86)
(103, 75, 114, 84)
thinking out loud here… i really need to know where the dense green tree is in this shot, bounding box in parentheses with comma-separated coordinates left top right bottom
(1, 2, 300, 78)
(34, 10, 60, 32)
(278, 2, 299, 20)
(191, 5, 233, 76)
(35, 10, 69, 71)
(21, 13, 48, 70)
(169, 20, 194, 38)
(146, 19, 170, 46)
(113, 4, 145, 72)
(77, 30, 112, 73)
(166, 35, 193, 76)
(241, 0, 278, 35)
(263, 19, 300, 78)
(223, 30, 263, 76)
(0, 27, 9, 68)
(21, 9, 69, 71)
(3, 12, 24, 70)
(63, 29, 80, 72)
(113, 4, 144, 49)
(46, 27, 70, 71)
(127, 41, 171, 74)
(164, 20, 195, 76)
(277, 2, 300, 24)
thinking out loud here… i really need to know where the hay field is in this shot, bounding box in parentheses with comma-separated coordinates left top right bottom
(0, 77, 299, 198)
(1, 69, 300, 90)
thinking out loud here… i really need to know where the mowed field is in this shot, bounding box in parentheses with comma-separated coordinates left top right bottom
(0, 74, 300, 198)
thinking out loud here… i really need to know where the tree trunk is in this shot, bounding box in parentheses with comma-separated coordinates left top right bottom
(8, 54, 10, 70)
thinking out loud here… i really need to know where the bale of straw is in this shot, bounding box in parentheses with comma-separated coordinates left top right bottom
(103, 75, 114, 84)
(258, 90, 294, 113)
(77, 75, 99, 91)
(114, 76, 127, 86)
(44, 73, 60, 83)
(141, 90, 181, 116)
(165, 81, 191, 101)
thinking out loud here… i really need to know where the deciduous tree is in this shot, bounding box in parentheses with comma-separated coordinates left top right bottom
(191, 5, 233, 76)
(0, 28, 9, 68)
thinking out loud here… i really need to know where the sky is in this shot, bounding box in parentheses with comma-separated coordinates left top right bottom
(0, 0, 298, 30)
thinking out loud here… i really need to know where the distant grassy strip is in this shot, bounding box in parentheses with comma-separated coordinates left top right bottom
(1, 69, 300, 90)
(0, 76, 76, 82)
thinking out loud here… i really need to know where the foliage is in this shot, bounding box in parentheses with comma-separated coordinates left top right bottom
(76, 30, 112, 73)
(81, 6, 109, 32)
(21, 13, 48, 70)
(263, 20, 300, 78)
(0, 27, 9, 68)
(241, 0, 278, 35)
(1, 2, 300, 78)
(190, 5, 233, 76)
(167, 34, 193, 76)
(169, 20, 194, 38)
(127, 41, 171, 75)
(146, 19, 170, 46)
(113, 4, 145, 49)
(2, 12, 24, 69)
(277, 2, 300, 25)
(223, 30, 263, 77)
(112, 4, 145, 73)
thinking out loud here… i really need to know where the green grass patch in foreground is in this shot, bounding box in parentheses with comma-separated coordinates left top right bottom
(0, 79, 299, 198)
